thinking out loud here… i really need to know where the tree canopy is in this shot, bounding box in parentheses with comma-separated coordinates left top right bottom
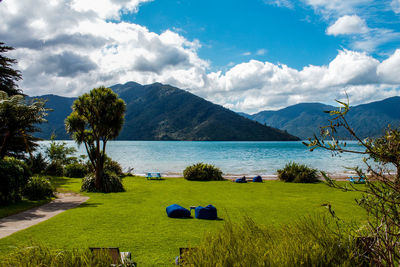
(0, 91, 48, 159)
(65, 86, 126, 192)
(0, 42, 22, 96)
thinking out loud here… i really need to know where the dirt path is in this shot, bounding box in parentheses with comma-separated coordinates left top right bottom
(0, 193, 89, 239)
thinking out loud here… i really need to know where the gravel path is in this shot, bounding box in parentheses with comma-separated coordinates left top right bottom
(0, 193, 89, 239)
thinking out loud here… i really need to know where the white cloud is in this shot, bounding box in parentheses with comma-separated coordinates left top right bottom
(305, 0, 371, 17)
(264, 0, 294, 9)
(256, 49, 267, 55)
(0, 0, 399, 113)
(327, 15, 369, 35)
(392, 0, 400, 13)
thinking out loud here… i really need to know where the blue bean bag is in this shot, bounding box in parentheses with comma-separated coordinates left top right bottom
(195, 205, 217, 220)
(235, 176, 247, 183)
(253, 175, 263, 182)
(166, 204, 191, 218)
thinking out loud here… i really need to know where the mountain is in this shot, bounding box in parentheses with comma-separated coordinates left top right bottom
(31, 82, 299, 141)
(243, 97, 400, 139)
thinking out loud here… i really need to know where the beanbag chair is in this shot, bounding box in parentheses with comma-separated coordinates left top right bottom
(195, 205, 217, 220)
(253, 175, 263, 182)
(235, 176, 247, 183)
(166, 204, 191, 218)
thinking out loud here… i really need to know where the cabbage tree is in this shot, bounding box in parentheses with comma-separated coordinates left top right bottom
(65, 86, 126, 192)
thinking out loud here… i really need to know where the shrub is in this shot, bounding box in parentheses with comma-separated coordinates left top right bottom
(0, 157, 31, 204)
(183, 163, 224, 181)
(183, 216, 362, 266)
(86, 156, 124, 177)
(104, 157, 124, 177)
(64, 162, 87, 178)
(81, 172, 125, 193)
(277, 162, 319, 183)
(23, 176, 54, 200)
(26, 152, 48, 174)
(44, 161, 64, 176)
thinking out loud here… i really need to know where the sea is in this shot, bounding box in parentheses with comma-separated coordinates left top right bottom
(37, 140, 372, 177)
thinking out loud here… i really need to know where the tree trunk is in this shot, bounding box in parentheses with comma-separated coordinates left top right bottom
(94, 139, 102, 191)
(0, 130, 11, 159)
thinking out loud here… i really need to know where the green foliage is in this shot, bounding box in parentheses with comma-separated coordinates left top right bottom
(81, 172, 125, 193)
(104, 157, 124, 176)
(183, 216, 361, 266)
(0, 157, 31, 204)
(1, 243, 118, 267)
(45, 135, 77, 166)
(183, 162, 224, 181)
(0, 42, 22, 96)
(277, 162, 319, 183)
(65, 86, 126, 192)
(305, 98, 400, 266)
(25, 152, 48, 174)
(0, 91, 48, 159)
(44, 161, 64, 177)
(65, 162, 87, 178)
(23, 176, 54, 201)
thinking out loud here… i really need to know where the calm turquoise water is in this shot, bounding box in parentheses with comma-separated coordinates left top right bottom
(38, 141, 367, 176)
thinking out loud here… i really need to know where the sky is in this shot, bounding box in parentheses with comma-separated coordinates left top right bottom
(1, 0, 400, 113)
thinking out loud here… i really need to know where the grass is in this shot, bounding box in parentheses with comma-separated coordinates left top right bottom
(0, 176, 366, 266)
(0, 199, 51, 219)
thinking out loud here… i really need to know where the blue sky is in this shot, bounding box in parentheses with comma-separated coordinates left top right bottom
(1, 0, 400, 112)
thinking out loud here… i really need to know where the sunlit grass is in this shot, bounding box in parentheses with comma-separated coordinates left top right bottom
(0, 176, 366, 266)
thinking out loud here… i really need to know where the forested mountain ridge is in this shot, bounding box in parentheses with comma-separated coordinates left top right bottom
(31, 82, 299, 141)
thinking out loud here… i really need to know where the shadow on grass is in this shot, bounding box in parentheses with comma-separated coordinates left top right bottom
(75, 202, 103, 209)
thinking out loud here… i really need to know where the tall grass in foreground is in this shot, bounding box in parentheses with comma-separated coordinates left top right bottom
(1, 243, 133, 267)
(183, 216, 366, 266)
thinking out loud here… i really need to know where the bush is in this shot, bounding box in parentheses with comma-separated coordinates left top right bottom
(44, 161, 64, 176)
(0, 157, 31, 204)
(64, 162, 87, 178)
(26, 152, 48, 174)
(277, 162, 319, 183)
(81, 172, 125, 193)
(183, 163, 224, 181)
(183, 216, 362, 266)
(23, 176, 54, 200)
(86, 156, 124, 177)
(104, 157, 124, 177)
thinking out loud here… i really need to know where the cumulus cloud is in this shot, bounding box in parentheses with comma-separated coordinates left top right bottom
(327, 15, 369, 35)
(392, 0, 400, 13)
(201, 49, 400, 112)
(0, 0, 399, 113)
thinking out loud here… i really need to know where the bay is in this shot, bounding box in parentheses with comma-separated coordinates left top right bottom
(38, 141, 368, 177)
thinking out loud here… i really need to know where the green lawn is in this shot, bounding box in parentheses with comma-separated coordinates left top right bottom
(0, 177, 366, 266)
(0, 199, 51, 219)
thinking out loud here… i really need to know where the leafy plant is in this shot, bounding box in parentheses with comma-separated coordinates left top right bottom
(183, 162, 224, 181)
(277, 162, 319, 183)
(25, 152, 48, 174)
(23, 176, 54, 201)
(44, 161, 64, 177)
(183, 216, 361, 266)
(81, 172, 124, 193)
(305, 98, 400, 266)
(0, 157, 31, 204)
(45, 134, 77, 166)
(65, 162, 87, 178)
(65, 86, 126, 192)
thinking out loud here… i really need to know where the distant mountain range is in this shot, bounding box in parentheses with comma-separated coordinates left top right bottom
(241, 96, 400, 139)
(31, 82, 299, 141)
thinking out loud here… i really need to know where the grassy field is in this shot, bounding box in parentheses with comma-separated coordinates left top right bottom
(0, 177, 366, 266)
(0, 199, 51, 219)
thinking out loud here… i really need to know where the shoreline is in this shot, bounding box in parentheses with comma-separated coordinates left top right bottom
(136, 172, 357, 180)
